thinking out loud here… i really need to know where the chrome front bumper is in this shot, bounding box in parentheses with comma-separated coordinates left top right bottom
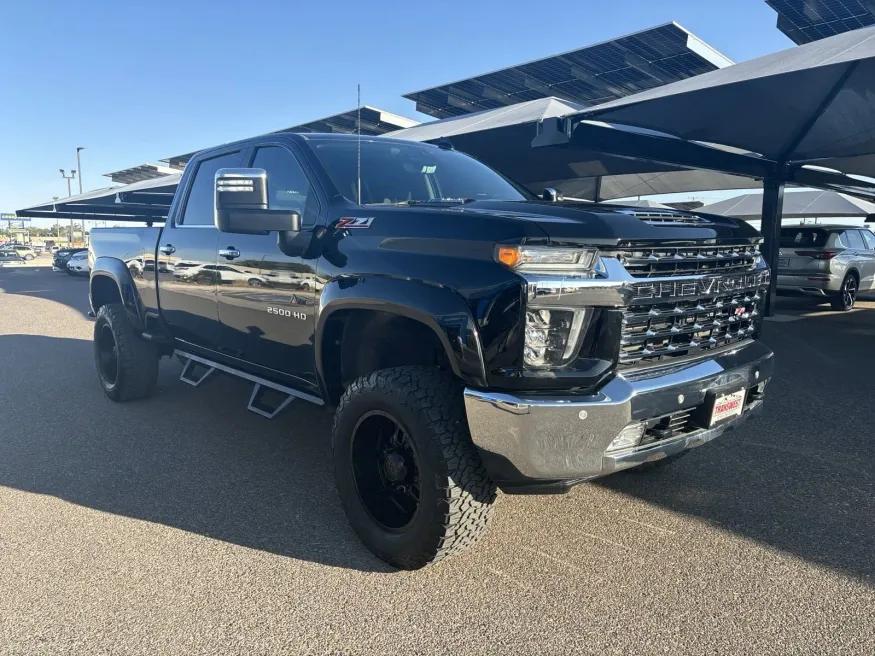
(464, 340, 773, 485)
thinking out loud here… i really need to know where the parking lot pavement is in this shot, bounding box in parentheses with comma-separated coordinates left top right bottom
(1, 268, 873, 655)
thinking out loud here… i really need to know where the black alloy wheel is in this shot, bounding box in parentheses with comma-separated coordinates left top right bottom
(96, 323, 119, 386)
(332, 366, 497, 569)
(831, 274, 858, 311)
(350, 410, 421, 531)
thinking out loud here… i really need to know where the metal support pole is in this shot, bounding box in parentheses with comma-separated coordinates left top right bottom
(761, 176, 785, 317)
(76, 148, 85, 245)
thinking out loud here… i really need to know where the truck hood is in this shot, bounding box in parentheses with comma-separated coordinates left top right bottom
(452, 200, 761, 245)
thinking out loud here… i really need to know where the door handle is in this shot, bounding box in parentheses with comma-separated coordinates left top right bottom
(159, 244, 176, 255)
(220, 248, 240, 260)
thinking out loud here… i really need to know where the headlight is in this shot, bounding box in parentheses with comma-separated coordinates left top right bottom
(496, 245, 598, 273)
(524, 307, 586, 368)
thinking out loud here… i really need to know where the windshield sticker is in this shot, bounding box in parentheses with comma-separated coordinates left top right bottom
(337, 217, 375, 229)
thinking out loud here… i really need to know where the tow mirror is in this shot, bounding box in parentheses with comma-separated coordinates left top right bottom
(214, 168, 301, 234)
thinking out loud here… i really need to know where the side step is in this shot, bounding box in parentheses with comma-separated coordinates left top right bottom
(179, 358, 215, 387)
(248, 384, 296, 419)
(174, 350, 323, 419)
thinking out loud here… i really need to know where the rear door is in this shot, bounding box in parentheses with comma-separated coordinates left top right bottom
(158, 149, 244, 351)
(840, 229, 868, 286)
(855, 230, 875, 290)
(215, 142, 325, 392)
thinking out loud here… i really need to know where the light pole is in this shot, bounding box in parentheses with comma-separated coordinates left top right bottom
(60, 169, 77, 244)
(76, 148, 84, 194)
(76, 147, 86, 244)
(53, 197, 60, 239)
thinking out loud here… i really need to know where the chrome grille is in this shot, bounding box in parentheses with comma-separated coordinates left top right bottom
(620, 290, 764, 367)
(609, 243, 761, 278)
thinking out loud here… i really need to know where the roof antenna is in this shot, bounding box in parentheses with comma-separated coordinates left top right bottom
(357, 84, 362, 205)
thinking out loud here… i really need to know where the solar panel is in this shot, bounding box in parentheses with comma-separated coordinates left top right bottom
(160, 107, 418, 170)
(767, 0, 875, 44)
(103, 164, 177, 184)
(402, 23, 733, 119)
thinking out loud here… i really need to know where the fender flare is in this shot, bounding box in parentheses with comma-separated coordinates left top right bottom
(316, 276, 487, 389)
(89, 257, 147, 333)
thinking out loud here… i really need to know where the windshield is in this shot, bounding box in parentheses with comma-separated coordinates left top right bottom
(308, 139, 528, 205)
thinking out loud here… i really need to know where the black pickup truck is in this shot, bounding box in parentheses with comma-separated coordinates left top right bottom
(88, 133, 774, 569)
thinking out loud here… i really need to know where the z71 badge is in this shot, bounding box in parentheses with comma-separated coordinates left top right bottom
(336, 217, 375, 229)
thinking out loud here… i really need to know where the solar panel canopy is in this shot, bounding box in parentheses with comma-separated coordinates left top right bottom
(403, 22, 733, 119)
(767, 0, 875, 44)
(104, 163, 178, 184)
(160, 106, 418, 170)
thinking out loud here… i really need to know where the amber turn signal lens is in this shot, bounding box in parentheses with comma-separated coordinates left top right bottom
(497, 246, 521, 267)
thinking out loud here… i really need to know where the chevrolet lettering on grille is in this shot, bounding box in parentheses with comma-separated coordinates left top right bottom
(626, 270, 770, 302)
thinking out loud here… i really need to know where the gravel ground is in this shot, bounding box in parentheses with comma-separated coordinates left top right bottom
(1, 267, 873, 655)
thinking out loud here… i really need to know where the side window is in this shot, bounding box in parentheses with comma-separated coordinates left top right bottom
(179, 151, 242, 226)
(251, 146, 319, 227)
(843, 230, 865, 250)
(861, 230, 875, 250)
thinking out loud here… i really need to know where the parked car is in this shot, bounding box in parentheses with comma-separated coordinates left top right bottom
(66, 251, 90, 276)
(295, 276, 323, 291)
(88, 132, 773, 569)
(33, 245, 45, 254)
(177, 263, 268, 286)
(776, 225, 875, 310)
(0, 250, 23, 266)
(53, 247, 87, 271)
(2, 245, 37, 260)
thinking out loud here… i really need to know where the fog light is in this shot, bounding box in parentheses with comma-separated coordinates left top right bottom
(606, 422, 646, 453)
(524, 308, 586, 368)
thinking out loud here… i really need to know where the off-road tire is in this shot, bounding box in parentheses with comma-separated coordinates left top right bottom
(630, 450, 690, 472)
(829, 273, 858, 311)
(332, 366, 497, 570)
(93, 303, 159, 402)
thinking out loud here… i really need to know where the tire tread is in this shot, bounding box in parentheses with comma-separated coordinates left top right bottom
(333, 366, 496, 569)
(95, 303, 158, 402)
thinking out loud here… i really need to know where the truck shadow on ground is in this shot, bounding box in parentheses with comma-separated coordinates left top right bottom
(597, 304, 875, 585)
(0, 333, 394, 573)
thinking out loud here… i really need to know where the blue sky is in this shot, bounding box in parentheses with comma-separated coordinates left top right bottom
(2, 0, 795, 225)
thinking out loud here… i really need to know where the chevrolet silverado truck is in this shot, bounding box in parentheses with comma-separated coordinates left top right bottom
(88, 133, 774, 569)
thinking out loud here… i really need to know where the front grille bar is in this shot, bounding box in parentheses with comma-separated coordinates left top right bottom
(606, 243, 761, 278)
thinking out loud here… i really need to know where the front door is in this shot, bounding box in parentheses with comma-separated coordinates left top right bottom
(215, 144, 323, 392)
(158, 149, 244, 350)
